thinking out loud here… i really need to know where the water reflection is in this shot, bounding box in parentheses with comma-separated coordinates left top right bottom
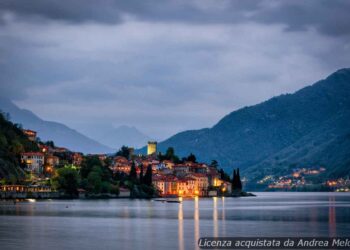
(194, 197, 200, 250)
(329, 196, 336, 237)
(221, 197, 226, 235)
(213, 197, 218, 237)
(178, 201, 184, 250)
(0, 193, 349, 250)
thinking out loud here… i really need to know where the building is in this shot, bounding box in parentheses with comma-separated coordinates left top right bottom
(153, 175, 178, 196)
(177, 177, 196, 196)
(112, 156, 131, 174)
(23, 129, 37, 141)
(173, 165, 190, 177)
(147, 141, 157, 155)
(72, 153, 83, 166)
(190, 173, 209, 196)
(45, 155, 59, 174)
(21, 152, 45, 174)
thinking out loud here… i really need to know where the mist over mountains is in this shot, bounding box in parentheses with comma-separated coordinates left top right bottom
(0, 98, 113, 153)
(156, 68, 350, 179)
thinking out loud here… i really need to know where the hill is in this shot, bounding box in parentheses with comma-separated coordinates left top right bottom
(156, 68, 350, 180)
(0, 112, 39, 180)
(0, 98, 113, 154)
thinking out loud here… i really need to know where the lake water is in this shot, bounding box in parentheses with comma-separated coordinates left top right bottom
(0, 192, 350, 250)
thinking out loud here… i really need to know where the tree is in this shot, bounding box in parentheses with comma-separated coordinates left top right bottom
(80, 156, 102, 178)
(143, 165, 153, 186)
(129, 161, 137, 183)
(87, 166, 103, 193)
(232, 168, 242, 192)
(219, 169, 231, 182)
(53, 166, 79, 197)
(210, 160, 219, 169)
(165, 147, 175, 160)
(187, 153, 197, 163)
(45, 140, 55, 148)
(237, 168, 242, 190)
(139, 164, 144, 184)
(116, 145, 130, 159)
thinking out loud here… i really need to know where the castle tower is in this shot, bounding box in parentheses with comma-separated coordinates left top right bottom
(147, 141, 157, 155)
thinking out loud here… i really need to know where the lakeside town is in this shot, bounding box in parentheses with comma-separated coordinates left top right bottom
(0, 128, 244, 199)
(1, 127, 349, 199)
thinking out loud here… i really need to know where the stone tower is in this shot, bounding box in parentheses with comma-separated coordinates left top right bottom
(147, 141, 157, 155)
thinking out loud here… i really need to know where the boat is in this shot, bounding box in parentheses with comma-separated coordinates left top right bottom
(166, 199, 181, 203)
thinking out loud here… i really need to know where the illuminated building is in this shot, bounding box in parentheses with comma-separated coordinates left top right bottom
(190, 173, 209, 196)
(23, 129, 37, 141)
(147, 141, 157, 155)
(20, 152, 45, 174)
(72, 153, 83, 166)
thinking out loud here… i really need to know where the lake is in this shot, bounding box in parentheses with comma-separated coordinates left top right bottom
(0, 192, 349, 250)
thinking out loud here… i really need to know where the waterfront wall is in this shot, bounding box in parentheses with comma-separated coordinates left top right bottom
(0, 191, 60, 199)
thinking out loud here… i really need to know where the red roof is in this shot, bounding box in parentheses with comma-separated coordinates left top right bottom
(190, 173, 208, 178)
(21, 152, 44, 157)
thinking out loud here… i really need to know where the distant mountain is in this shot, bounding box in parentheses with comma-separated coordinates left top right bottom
(156, 68, 350, 180)
(0, 98, 113, 154)
(80, 125, 150, 150)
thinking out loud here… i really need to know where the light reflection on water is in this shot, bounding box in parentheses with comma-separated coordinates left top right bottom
(0, 192, 350, 250)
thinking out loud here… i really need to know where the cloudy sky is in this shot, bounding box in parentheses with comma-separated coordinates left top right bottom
(0, 0, 350, 140)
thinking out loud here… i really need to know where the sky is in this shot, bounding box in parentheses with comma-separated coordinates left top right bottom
(0, 0, 350, 140)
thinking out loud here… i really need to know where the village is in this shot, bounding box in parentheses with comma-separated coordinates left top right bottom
(0, 129, 236, 199)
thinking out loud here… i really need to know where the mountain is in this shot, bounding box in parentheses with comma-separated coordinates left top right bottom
(156, 68, 350, 179)
(80, 125, 150, 150)
(0, 98, 113, 154)
(0, 112, 39, 179)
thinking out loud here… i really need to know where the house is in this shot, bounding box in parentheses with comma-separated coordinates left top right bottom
(162, 160, 175, 169)
(45, 155, 59, 167)
(177, 177, 196, 196)
(189, 173, 209, 196)
(72, 153, 83, 166)
(153, 175, 178, 196)
(173, 165, 190, 177)
(21, 152, 45, 174)
(112, 156, 131, 174)
(23, 129, 37, 141)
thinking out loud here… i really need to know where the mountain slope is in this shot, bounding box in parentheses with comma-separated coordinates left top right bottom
(157, 68, 350, 177)
(0, 112, 39, 179)
(0, 98, 113, 154)
(80, 125, 150, 150)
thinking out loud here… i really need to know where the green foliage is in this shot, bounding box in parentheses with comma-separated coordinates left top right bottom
(186, 153, 197, 163)
(158, 147, 181, 163)
(87, 167, 102, 193)
(232, 168, 242, 192)
(139, 164, 144, 184)
(0, 112, 39, 180)
(219, 168, 231, 182)
(129, 161, 137, 183)
(80, 156, 103, 178)
(45, 140, 55, 148)
(143, 165, 153, 187)
(210, 160, 219, 169)
(53, 166, 79, 196)
(116, 145, 130, 159)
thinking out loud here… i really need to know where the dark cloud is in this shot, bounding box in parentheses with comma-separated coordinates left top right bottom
(1, 0, 350, 37)
(0, 0, 349, 139)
